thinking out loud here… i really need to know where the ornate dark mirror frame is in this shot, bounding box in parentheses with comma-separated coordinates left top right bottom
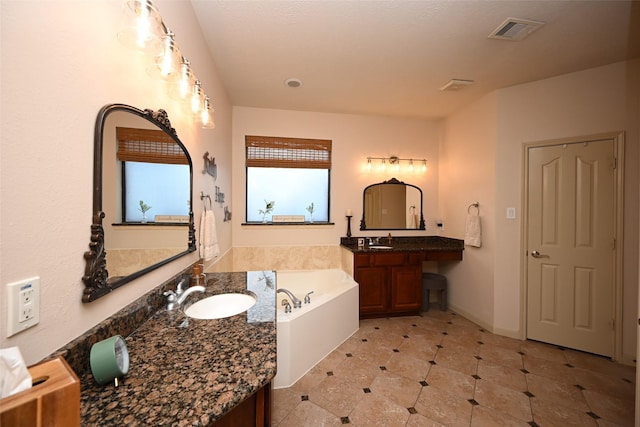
(360, 177, 426, 231)
(83, 104, 196, 302)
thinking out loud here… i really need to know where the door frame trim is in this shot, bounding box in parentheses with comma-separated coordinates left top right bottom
(520, 132, 625, 360)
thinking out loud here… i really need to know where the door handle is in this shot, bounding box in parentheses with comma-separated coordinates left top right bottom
(530, 250, 549, 258)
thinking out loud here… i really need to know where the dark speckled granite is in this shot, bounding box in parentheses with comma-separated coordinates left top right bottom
(48, 270, 276, 426)
(340, 235, 464, 253)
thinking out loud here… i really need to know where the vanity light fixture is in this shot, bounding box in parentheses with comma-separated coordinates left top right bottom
(366, 156, 427, 173)
(118, 0, 216, 126)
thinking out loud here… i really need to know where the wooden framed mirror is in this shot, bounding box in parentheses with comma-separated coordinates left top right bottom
(360, 178, 425, 231)
(83, 104, 196, 302)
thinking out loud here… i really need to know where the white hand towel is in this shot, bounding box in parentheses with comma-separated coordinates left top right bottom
(199, 210, 220, 261)
(464, 214, 482, 247)
(407, 214, 418, 229)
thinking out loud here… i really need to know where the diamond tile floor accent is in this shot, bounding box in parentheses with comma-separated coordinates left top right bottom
(272, 310, 636, 426)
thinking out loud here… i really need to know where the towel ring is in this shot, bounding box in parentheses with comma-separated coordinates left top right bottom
(467, 202, 480, 215)
(200, 192, 212, 210)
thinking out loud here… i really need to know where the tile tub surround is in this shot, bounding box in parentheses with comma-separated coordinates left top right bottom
(340, 235, 465, 253)
(50, 271, 277, 426)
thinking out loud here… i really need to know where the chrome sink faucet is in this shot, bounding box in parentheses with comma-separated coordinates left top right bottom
(164, 277, 206, 311)
(277, 288, 302, 308)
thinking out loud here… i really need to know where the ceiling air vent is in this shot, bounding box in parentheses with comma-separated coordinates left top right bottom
(489, 17, 545, 41)
(439, 79, 474, 92)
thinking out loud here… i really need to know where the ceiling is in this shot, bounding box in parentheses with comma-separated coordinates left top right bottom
(190, 1, 640, 120)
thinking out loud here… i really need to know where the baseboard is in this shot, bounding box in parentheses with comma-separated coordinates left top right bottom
(447, 303, 522, 340)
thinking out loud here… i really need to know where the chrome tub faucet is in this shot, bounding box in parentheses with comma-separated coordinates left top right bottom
(277, 288, 302, 308)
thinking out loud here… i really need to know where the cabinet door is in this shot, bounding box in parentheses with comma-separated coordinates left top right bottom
(390, 265, 422, 313)
(355, 266, 388, 315)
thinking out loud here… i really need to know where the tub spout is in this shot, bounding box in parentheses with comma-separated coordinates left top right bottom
(277, 288, 302, 308)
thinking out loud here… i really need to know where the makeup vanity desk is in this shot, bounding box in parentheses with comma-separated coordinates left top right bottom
(341, 236, 464, 318)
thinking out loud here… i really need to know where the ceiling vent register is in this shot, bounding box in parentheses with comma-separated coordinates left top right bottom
(489, 17, 545, 41)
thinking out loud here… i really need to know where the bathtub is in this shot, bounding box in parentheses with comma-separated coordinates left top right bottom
(273, 269, 359, 389)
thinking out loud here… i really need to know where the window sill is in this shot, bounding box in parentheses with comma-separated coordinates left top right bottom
(112, 222, 189, 226)
(241, 221, 335, 226)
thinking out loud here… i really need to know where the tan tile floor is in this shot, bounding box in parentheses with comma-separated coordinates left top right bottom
(272, 310, 636, 426)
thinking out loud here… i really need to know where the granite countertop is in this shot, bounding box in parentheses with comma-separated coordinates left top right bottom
(58, 271, 276, 427)
(340, 235, 464, 253)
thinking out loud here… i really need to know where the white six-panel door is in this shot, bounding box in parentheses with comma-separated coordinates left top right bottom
(526, 138, 616, 356)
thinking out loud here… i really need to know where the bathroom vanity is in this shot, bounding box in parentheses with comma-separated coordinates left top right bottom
(341, 236, 463, 318)
(50, 271, 277, 426)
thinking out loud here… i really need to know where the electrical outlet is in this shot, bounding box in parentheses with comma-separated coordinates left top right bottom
(6, 277, 40, 337)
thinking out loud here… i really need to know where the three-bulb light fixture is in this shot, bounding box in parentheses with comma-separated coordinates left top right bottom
(367, 156, 427, 173)
(117, 0, 215, 128)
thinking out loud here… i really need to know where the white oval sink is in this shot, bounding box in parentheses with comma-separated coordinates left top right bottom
(369, 245, 393, 250)
(185, 293, 256, 319)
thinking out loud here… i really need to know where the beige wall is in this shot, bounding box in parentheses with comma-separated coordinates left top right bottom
(0, 1, 232, 364)
(442, 60, 640, 361)
(231, 107, 441, 247)
(439, 93, 498, 330)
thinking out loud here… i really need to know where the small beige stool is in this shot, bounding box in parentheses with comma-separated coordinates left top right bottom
(422, 272, 447, 311)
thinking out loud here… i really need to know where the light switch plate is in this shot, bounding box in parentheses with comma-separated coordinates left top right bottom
(506, 207, 516, 219)
(6, 277, 40, 337)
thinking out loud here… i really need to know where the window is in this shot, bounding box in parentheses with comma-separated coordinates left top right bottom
(245, 135, 331, 223)
(117, 127, 190, 223)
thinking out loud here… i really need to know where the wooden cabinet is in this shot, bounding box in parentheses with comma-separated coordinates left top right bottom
(212, 382, 272, 426)
(354, 252, 423, 318)
(354, 248, 463, 318)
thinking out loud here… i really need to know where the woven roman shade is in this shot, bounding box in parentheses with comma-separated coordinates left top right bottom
(117, 127, 188, 165)
(245, 135, 332, 169)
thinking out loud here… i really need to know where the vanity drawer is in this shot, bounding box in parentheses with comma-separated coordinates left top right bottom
(373, 252, 406, 266)
(424, 250, 463, 261)
(354, 254, 372, 267)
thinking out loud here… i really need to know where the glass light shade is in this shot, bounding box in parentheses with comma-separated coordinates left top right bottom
(422, 160, 427, 171)
(117, 0, 163, 52)
(190, 80, 204, 114)
(409, 159, 414, 171)
(201, 96, 215, 129)
(366, 158, 372, 171)
(169, 57, 194, 101)
(381, 159, 386, 171)
(147, 29, 181, 82)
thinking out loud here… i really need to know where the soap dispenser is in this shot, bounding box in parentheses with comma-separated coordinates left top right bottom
(192, 262, 204, 286)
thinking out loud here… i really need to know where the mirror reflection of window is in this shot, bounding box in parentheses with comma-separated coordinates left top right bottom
(116, 127, 190, 223)
(123, 162, 189, 222)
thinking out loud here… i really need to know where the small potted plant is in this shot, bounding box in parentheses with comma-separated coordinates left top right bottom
(306, 202, 315, 223)
(138, 200, 152, 223)
(258, 200, 275, 223)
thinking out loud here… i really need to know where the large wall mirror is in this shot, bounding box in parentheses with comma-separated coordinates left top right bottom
(360, 178, 425, 230)
(83, 104, 196, 302)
